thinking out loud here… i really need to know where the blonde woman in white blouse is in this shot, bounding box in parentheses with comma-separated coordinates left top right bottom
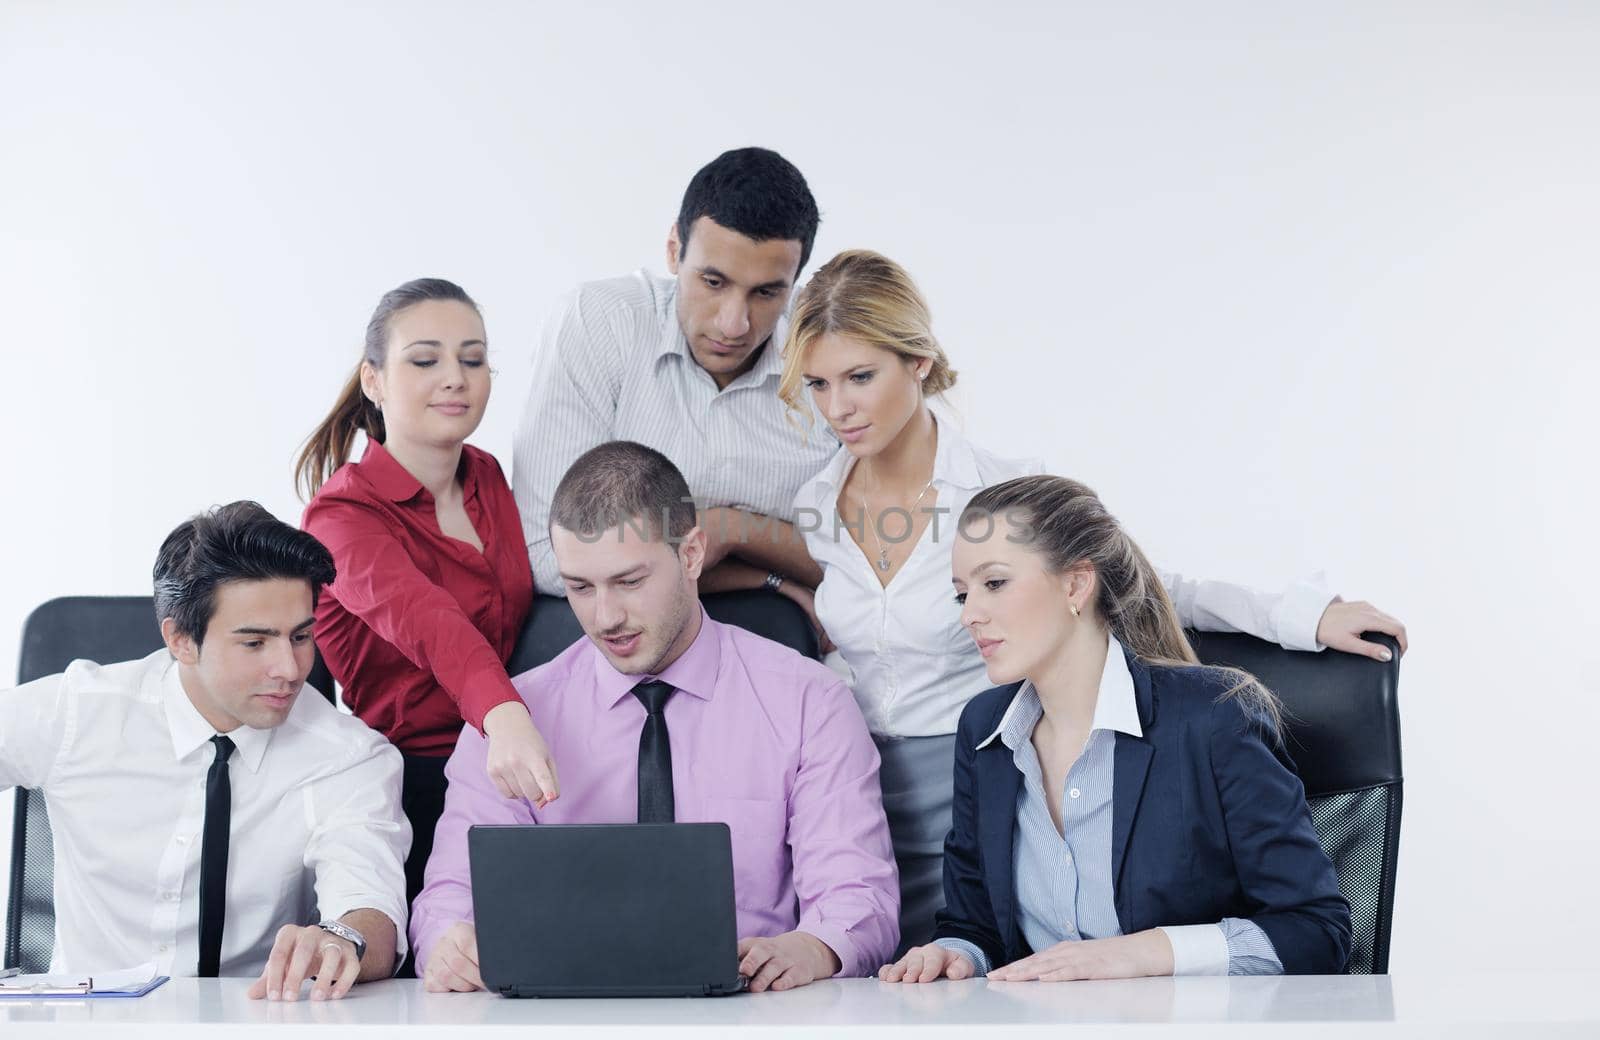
(779, 250, 1408, 953)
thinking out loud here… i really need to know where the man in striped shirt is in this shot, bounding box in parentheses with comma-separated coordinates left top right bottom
(512, 148, 834, 624)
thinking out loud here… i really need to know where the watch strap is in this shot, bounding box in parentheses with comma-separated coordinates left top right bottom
(316, 919, 367, 962)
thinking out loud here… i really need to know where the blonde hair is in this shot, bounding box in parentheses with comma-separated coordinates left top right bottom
(964, 475, 1284, 734)
(778, 249, 957, 423)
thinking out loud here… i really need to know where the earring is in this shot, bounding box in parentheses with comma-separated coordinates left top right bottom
(1069, 604, 1080, 617)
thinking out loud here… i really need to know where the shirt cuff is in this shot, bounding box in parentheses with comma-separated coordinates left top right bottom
(409, 905, 471, 978)
(1273, 574, 1336, 652)
(1160, 924, 1231, 976)
(461, 680, 526, 736)
(798, 923, 860, 978)
(933, 938, 990, 977)
(1219, 917, 1284, 975)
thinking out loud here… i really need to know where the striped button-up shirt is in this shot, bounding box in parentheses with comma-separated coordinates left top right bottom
(512, 270, 837, 594)
(936, 636, 1283, 977)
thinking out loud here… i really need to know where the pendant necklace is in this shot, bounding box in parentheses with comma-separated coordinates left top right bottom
(860, 473, 937, 573)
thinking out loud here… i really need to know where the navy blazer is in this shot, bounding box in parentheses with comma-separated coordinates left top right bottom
(932, 647, 1352, 975)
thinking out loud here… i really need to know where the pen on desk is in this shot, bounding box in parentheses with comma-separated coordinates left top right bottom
(0, 966, 22, 980)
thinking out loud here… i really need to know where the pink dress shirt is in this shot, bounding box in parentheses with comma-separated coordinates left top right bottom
(410, 610, 899, 977)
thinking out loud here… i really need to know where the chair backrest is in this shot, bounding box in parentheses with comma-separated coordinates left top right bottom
(505, 590, 820, 677)
(5, 595, 335, 971)
(1187, 630, 1403, 974)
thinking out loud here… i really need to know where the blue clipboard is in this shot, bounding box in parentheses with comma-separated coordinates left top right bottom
(0, 975, 169, 999)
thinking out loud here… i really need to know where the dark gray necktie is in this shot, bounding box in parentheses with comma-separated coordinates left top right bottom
(197, 734, 235, 977)
(630, 681, 676, 824)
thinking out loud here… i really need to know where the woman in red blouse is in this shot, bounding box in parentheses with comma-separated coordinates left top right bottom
(295, 278, 559, 917)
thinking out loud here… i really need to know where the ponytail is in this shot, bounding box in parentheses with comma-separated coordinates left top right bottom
(1104, 536, 1202, 667)
(295, 366, 385, 500)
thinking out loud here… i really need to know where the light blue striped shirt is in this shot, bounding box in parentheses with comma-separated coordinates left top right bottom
(936, 636, 1283, 977)
(512, 270, 838, 595)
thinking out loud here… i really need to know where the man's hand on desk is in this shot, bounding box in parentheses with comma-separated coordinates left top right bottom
(737, 931, 840, 993)
(422, 921, 486, 993)
(247, 924, 361, 1002)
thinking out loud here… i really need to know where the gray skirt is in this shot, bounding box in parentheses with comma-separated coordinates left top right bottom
(874, 732, 958, 957)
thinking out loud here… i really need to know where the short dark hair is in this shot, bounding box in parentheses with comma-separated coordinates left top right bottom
(153, 501, 337, 646)
(549, 441, 696, 547)
(676, 147, 820, 275)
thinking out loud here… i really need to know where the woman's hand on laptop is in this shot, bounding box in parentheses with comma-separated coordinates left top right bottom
(738, 932, 841, 992)
(423, 922, 486, 993)
(482, 702, 561, 808)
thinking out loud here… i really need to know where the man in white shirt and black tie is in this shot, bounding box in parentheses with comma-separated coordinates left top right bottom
(512, 147, 834, 632)
(0, 501, 409, 1001)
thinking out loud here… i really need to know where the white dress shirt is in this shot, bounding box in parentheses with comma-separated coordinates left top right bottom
(512, 270, 838, 594)
(795, 415, 1336, 738)
(0, 651, 410, 977)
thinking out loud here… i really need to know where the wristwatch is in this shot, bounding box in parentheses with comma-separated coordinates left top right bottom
(763, 572, 785, 594)
(316, 919, 368, 963)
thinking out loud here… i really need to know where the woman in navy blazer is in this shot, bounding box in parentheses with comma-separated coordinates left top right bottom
(881, 475, 1351, 982)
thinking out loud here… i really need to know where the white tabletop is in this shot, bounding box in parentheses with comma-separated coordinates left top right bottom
(3, 973, 1595, 1038)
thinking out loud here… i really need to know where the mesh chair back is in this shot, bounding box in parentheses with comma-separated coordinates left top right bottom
(506, 590, 819, 676)
(6, 596, 335, 971)
(1187, 630, 1403, 974)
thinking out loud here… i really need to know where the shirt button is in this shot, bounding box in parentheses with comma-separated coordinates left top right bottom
(175, 836, 188, 845)
(1069, 788, 1081, 799)
(157, 944, 168, 953)
(165, 892, 178, 902)
(1064, 921, 1074, 933)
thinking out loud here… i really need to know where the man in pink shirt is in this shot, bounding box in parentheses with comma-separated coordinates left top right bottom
(411, 441, 898, 993)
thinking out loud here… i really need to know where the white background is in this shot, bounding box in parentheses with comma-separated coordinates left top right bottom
(2, 1, 1596, 974)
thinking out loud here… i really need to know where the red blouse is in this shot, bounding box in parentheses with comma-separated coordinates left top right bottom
(303, 441, 534, 756)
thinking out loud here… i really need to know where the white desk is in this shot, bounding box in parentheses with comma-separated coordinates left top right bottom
(3, 973, 1596, 1037)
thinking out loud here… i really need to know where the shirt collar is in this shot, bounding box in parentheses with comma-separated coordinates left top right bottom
(357, 439, 480, 505)
(929, 411, 984, 491)
(357, 439, 424, 503)
(160, 657, 273, 773)
(976, 633, 1144, 750)
(740, 338, 785, 386)
(593, 607, 722, 709)
(806, 410, 985, 500)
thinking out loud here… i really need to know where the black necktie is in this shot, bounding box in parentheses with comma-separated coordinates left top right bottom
(631, 681, 676, 824)
(197, 734, 235, 978)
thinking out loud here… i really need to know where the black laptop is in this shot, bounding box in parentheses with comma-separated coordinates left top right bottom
(467, 823, 746, 998)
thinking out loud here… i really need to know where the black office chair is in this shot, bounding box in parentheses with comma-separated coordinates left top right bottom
(1188, 630, 1403, 975)
(505, 590, 820, 675)
(5, 596, 335, 972)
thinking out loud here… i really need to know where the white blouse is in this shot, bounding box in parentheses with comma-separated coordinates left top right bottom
(795, 415, 1334, 738)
